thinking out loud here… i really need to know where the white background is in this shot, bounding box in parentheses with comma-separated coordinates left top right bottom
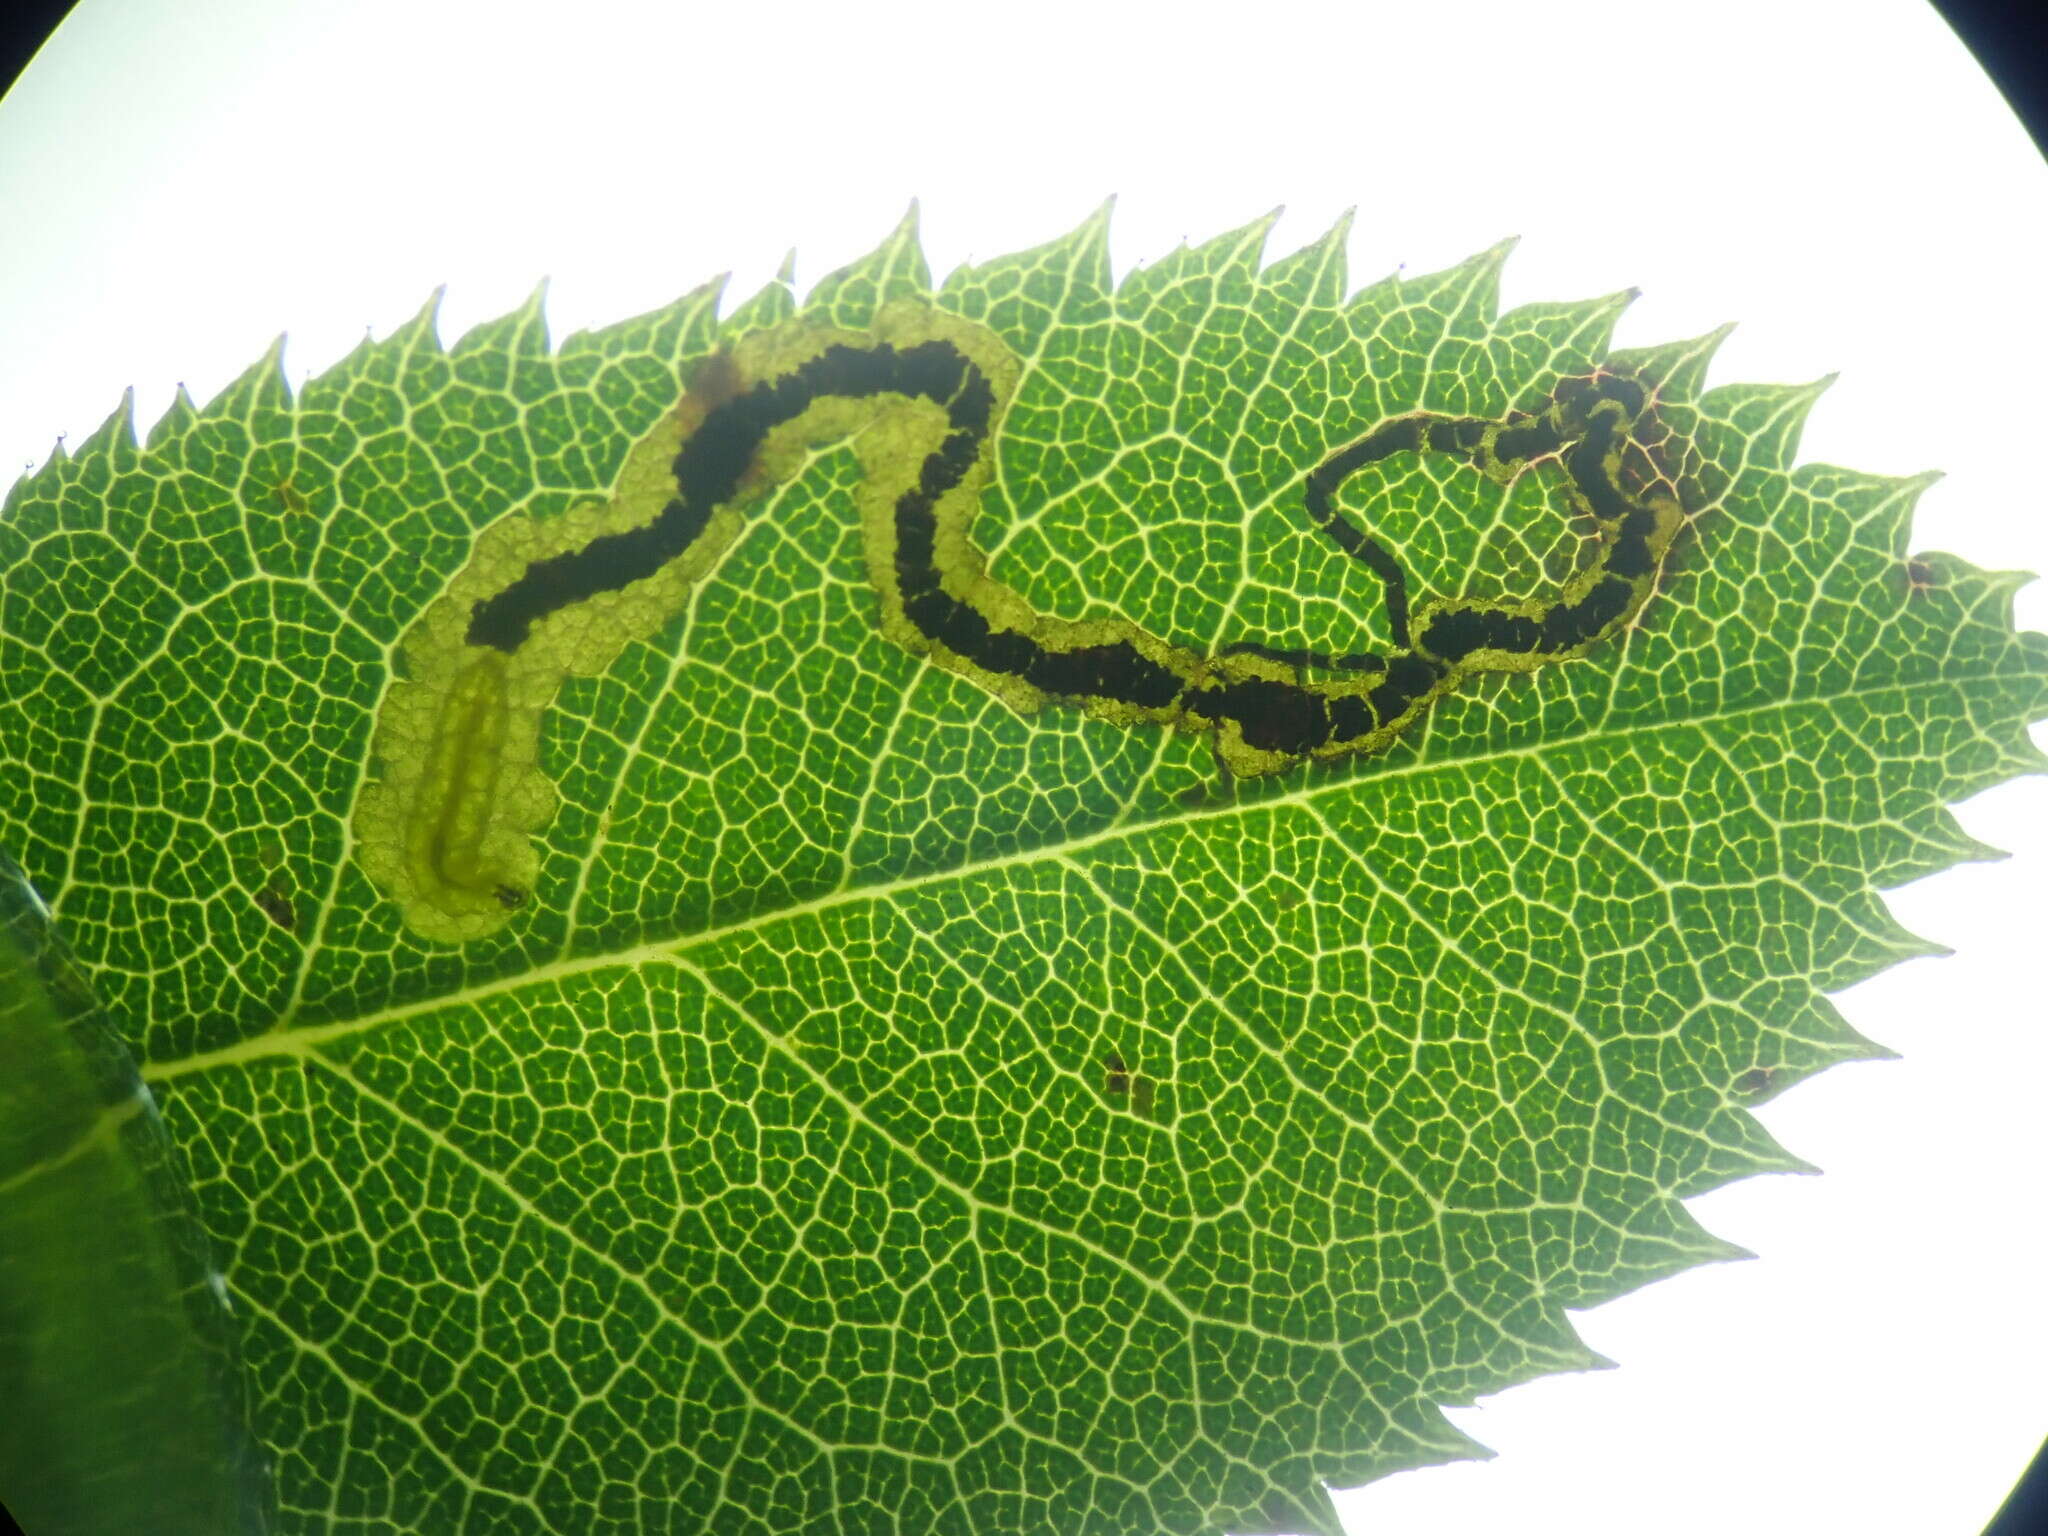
(1, 2, 2043, 1532)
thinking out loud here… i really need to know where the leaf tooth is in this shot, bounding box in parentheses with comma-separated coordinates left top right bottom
(1979, 563, 2046, 635)
(1399, 1405, 1495, 1469)
(1616, 1193, 1758, 1285)
(143, 380, 199, 452)
(1902, 803, 2011, 876)
(186, 333, 295, 433)
(382, 284, 449, 362)
(1509, 1301, 1613, 1376)
(1887, 922, 1953, 965)
(1662, 1201, 1757, 1268)
(1726, 1129, 1824, 1180)
(257, 330, 288, 379)
(1609, 319, 1738, 404)
(1034, 195, 1117, 276)
(76, 386, 136, 466)
(892, 196, 922, 244)
(1493, 282, 1642, 409)
(883, 197, 932, 287)
(1179, 205, 1286, 287)
(1591, 282, 1642, 319)
(1349, 234, 1518, 341)
(720, 263, 795, 336)
(1, 429, 67, 514)
(1259, 206, 1354, 312)
(439, 275, 552, 366)
(1150, 205, 1277, 276)
(1062, 196, 1118, 304)
(1980, 710, 2048, 778)
(2014, 712, 2048, 763)
(1823, 893, 1952, 992)
(1078, 192, 1116, 237)
(506, 276, 553, 359)
(1440, 234, 1515, 329)
(550, 272, 725, 367)
(412, 275, 553, 366)
(804, 202, 933, 323)
(937, 198, 1115, 317)
(1790, 990, 1906, 1067)
(1702, 373, 1842, 475)
(1875, 557, 2039, 647)
(1828, 464, 1941, 566)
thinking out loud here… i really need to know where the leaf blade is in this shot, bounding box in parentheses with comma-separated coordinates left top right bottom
(5, 212, 2045, 1534)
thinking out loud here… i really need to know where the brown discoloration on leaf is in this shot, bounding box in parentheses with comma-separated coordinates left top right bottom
(680, 350, 744, 433)
(1104, 1053, 1158, 1116)
(1733, 1067, 1775, 1097)
(255, 883, 296, 933)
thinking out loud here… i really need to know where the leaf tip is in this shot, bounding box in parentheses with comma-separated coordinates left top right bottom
(1467, 234, 1519, 282)
(1081, 193, 1117, 242)
(2010, 721, 2048, 772)
(1714, 1240, 1760, 1264)
(111, 384, 136, 444)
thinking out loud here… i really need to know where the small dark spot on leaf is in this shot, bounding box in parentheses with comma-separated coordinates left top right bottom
(274, 476, 311, 516)
(1131, 1076, 1155, 1116)
(1734, 1067, 1775, 1097)
(255, 885, 295, 933)
(1104, 1053, 1129, 1097)
(495, 885, 528, 910)
(688, 349, 745, 411)
(1906, 558, 1939, 596)
(1271, 886, 1304, 912)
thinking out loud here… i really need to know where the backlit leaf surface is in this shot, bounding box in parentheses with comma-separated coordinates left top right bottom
(3, 210, 2043, 1534)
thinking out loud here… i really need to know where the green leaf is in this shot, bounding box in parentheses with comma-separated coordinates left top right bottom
(2, 207, 2043, 1535)
(0, 851, 272, 1535)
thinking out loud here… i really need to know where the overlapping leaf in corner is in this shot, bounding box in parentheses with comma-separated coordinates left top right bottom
(1, 206, 2042, 1535)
